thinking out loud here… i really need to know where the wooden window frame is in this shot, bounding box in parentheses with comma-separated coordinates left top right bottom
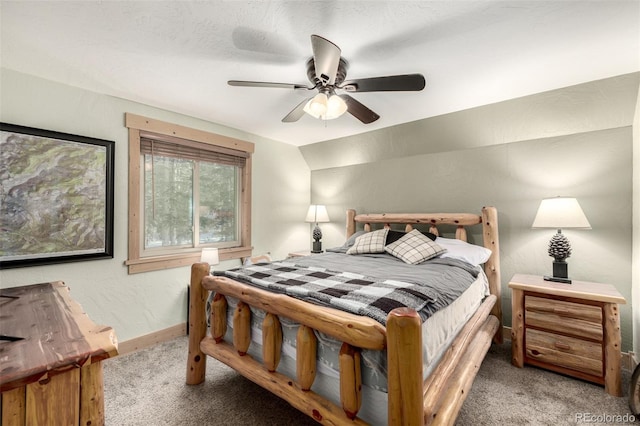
(125, 113, 254, 274)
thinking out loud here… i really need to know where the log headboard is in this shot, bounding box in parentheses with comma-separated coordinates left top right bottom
(345, 206, 502, 343)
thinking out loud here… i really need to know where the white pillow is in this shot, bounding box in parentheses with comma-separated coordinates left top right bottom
(435, 237, 492, 266)
(384, 229, 446, 265)
(347, 229, 389, 255)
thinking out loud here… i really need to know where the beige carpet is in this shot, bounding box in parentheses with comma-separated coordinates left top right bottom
(104, 336, 632, 425)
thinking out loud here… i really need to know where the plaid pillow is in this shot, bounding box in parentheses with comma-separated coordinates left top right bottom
(385, 229, 446, 264)
(346, 229, 389, 255)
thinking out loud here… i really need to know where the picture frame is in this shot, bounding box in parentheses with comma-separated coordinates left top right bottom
(0, 123, 115, 269)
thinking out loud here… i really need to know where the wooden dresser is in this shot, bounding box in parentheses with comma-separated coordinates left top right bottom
(0, 282, 118, 425)
(509, 274, 625, 396)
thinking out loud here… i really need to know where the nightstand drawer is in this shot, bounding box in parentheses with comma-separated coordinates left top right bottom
(526, 328, 603, 377)
(525, 296, 602, 322)
(525, 296, 603, 341)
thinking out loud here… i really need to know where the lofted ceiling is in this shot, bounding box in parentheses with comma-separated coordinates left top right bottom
(1, 1, 639, 146)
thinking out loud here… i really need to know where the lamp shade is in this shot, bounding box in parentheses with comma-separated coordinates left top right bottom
(531, 197, 591, 229)
(305, 92, 328, 118)
(305, 205, 330, 223)
(324, 95, 348, 119)
(303, 93, 347, 120)
(200, 247, 220, 265)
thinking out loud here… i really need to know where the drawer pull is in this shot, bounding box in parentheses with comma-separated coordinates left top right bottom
(552, 308, 571, 316)
(554, 341, 571, 351)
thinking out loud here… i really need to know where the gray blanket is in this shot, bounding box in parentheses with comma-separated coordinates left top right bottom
(216, 252, 480, 325)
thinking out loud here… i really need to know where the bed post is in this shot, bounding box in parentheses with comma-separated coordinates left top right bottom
(387, 308, 423, 425)
(346, 209, 357, 238)
(187, 262, 210, 385)
(481, 206, 503, 344)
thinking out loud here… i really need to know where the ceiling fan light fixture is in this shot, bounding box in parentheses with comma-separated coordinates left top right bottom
(303, 93, 347, 120)
(304, 92, 328, 118)
(325, 94, 347, 120)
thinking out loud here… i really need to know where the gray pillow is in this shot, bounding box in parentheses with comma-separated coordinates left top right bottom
(326, 230, 367, 253)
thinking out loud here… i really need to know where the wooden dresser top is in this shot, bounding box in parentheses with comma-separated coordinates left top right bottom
(0, 281, 118, 392)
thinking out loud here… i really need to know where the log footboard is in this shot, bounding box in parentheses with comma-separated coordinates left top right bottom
(187, 264, 498, 425)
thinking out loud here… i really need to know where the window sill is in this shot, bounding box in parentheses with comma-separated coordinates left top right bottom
(125, 246, 252, 274)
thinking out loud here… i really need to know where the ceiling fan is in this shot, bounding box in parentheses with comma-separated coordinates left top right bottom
(228, 35, 426, 124)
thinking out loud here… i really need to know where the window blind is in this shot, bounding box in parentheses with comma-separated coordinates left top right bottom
(140, 137, 247, 167)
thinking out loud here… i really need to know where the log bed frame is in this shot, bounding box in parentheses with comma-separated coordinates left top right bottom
(186, 207, 502, 425)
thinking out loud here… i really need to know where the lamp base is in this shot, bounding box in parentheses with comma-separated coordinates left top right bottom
(311, 241, 323, 254)
(543, 275, 572, 284)
(543, 260, 572, 284)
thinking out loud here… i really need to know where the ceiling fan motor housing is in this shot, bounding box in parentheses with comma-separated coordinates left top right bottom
(306, 57, 348, 88)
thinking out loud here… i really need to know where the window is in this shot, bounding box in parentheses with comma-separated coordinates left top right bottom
(125, 113, 254, 274)
(140, 137, 243, 254)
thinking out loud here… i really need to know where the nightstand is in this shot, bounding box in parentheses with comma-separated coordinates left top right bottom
(287, 250, 312, 258)
(509, 273, 626, 396)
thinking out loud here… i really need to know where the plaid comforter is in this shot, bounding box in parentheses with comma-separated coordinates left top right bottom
(221, 261, 438, 325)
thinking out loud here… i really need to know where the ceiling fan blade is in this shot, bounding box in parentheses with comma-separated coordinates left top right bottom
(340, 74, 426, 92)
(282, 98, 312, 123)
(228, 80, 311, 90)
(310, 35, 341, 86)
(339, 94, 380, 124)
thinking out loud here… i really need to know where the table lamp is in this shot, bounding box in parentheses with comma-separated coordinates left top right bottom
(200, 247, 220, 274)
(531, 197, 591, 284)
(305, 205, 330, 253)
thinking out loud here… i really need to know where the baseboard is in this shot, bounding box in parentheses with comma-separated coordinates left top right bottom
(503, 325, 511, 342)
(501, 325, 636, 371)
(629, 352, 638, 371)
(117, 323, 187, 356)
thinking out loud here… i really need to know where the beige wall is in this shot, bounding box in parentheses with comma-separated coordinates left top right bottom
(0, 68, 311, 342)
(302, 73, 639, 352)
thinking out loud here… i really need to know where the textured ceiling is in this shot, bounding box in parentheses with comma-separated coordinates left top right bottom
(1, 1, 639, 146)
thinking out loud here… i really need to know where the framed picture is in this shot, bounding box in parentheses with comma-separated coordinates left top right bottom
(0, 123, 115, 269)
